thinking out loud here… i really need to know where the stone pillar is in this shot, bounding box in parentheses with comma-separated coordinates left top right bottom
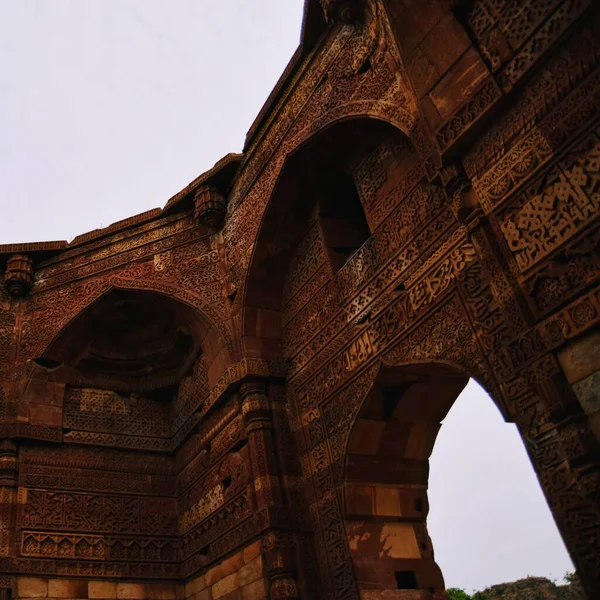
(261, 532, 300, 600)
(240, 381, 283, 510)
(240, 381, 300, 599)
(514, 357, 600, 600)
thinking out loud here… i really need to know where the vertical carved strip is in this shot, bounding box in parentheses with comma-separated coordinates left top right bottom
(0, 441, 17, 558)
(241, 382, 282, 509)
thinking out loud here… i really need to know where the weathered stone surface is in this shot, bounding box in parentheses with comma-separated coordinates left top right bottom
(2, 1, 599, 599)
(48, 580, 88, 599)
(237, 556, 263, 587)
(17, 578, 48, 599)
(206, 554, 244, 587)
(241, 579, 266, 600)
(147, 584, 177, 600)
(185, 577, 206, 599)
(89, 581, 118, 599)
(116, 584, 146, 600)
(558, 331, 600, 383)
(242, 542, 261, 564)
(573, 370, 600, 415)
(211, 574, 238, 600)
(429, 48, 489, 119)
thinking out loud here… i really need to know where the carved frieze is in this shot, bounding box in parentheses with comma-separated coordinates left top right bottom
(500, 130, 600, 273)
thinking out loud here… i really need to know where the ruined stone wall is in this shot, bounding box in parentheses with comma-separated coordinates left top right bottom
(0, 1, 599, 599)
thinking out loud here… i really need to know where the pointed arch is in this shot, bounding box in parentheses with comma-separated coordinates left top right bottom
(241, 113, 423, 362)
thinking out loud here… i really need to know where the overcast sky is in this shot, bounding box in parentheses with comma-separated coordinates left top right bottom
(0, 0, 573, 593)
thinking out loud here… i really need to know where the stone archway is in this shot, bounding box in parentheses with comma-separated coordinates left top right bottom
(342, 363, 481, 598)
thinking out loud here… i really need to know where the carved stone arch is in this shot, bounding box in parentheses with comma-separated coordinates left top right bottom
(241, 113, 423, 362)
(33, 276, 233, 390)
(297, 322, 598, 599)
(289, 102, 419, 151)
(338, 360, 493, 597)
(290, 281, 597, 599)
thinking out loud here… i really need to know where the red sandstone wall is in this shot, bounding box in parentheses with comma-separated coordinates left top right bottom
(0, 1, 599, 599)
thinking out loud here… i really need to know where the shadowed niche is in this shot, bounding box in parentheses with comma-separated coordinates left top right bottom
(42, 289, 206, 392)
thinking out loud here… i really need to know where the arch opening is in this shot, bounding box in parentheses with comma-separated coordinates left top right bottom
(428, 379, 575, 593)
(344, 364, 468, 595)
(343, 364, 573, 597)
(317, 168, 371, 274)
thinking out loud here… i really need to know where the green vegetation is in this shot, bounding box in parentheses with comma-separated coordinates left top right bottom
(447, 589, 473, 600)
(445, 574, 585, 600)
(446, 589, 492, 600)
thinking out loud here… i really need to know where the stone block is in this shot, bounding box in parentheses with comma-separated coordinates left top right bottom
(89, 581, 117, 599)
(347, 520, 381, 557)
(238, 556, 263, 587)
(116, 583, 146, 599)
(573, 371, 600, 415)
(375, 486, 401, 517)
(48, 579, 88, 599)
(206, 553, 244, 586)
(421, 13, 470, 75)
(347, 419, 386, 455)
(406, 48, 439, 98)
(353, 556, 399, 589)
(398, 487, 427, 520)
(185, 576, 206, 598)
(218, 591, 242, 600)
(17, 578, 48, 598)
(193, 591, 212, 600)
(211, 573, 238, 600)
(404, 421, 440, 460)
(387, 0, 445, 54)
(376, 420, 411, 456)
(242, 541, 261, 564)
(558, 331, 600, 383)
(429, 48, 489, 120)
(380, 523, 421, 559)
(241, 579, 266, 600)
(147, 584, 177, 600)
(345, 484, 374, 516)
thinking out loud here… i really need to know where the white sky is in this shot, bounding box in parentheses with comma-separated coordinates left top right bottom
(0, 0, 573, 593)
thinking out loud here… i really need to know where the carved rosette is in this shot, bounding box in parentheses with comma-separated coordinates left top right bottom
(270, 577, 299, 599)
(320, 0, 364, 23)
(4, 254, 34, 297)
(441, 168, 479, 225)
(194, 185, 227, 229)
